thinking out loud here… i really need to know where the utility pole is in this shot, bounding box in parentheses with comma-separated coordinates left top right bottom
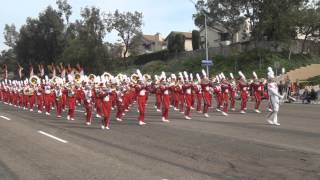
(189, 0, 210, 76)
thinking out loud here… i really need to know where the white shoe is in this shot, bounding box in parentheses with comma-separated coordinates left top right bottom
(38, 110, 42, 114)
(162, 117, 170, 122)
(156, 109, 161, 112)
(45, 112, 50, 116)
(240, 110, 246, 114)
(244, 108, 247, 110)
(30, 109, 33, 112)
(111, 107, 114, 110)
(84, 113, 87, 116)
(71, 118, 75, 121)
(139, 121, 146, 126)
(125, 109, 129, 112)
(57, 115, 62, 118)
(105, 126, 110, 130)
(180, 111, 184, 114)
(197, 111, 202, 113)
(116, 118, 122, 122)
(170, 105, 173, 108)
(204, 113, 209, 118)
(216, 108, 221, 112)
(174, 108, 179, 111)
(267, 120, 274, 125)
(86, 122, 91, 125)
(122, 113, 126, 116)
(191, 107, 195, 110)
(185, 116, 192, 120)
(154, 105, 157, 109)
(274, 122, 280, 126)
(222, 112, 228, 116)
(268, 108, 273, 112)
(67, 115, 70, 120)
(231, 108, 236, 111)
(51, 107, 54, 110)
(137, 109, 139, 113)
(96, 114, 101, 118)
(254, 109, 261, 113)
(101, 125, 105, 129)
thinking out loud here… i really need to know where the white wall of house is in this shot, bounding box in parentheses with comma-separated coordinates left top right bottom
(185, 39, 193, 51)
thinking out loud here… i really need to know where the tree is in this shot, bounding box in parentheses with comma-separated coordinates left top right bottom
(194, 0, 245, 43)
(56, 0, 72, 24)
(61, 7, 108, 73)
(192, 30, 200, 50)
(297, 6, 320, 53)
(15, 6, 65, 68)
(3, 24, 19, 48)
(104, 9, 143, 68)
(167, 33, 185, 53)
(128, 32, 144, 56)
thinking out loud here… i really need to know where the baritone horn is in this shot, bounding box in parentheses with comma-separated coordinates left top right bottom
(74, 73, 82, 84)
(130, 73, 140, 84)
(51, 76, 63, 85)
(29, 75, 40, 86)
(143, 74, 152, 82)
(88, 74, 96, 82)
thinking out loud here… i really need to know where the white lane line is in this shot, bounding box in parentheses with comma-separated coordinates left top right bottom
(38, 131, 68, 143)
(0, 115, 11, 121)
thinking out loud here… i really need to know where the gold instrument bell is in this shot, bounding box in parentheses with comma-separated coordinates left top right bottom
(130, 73, 140, 84)
(143, 74, 152, 82)
(52, 76, 63, 85)
(29, 75, 40, 86)
(74, 73, 82, 84)
(88, 74, 96, 82)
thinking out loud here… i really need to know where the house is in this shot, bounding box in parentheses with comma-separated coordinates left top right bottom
(165, 31, 193, 51)
(199, 18, 251, 48)
(141, 33, 167, 54)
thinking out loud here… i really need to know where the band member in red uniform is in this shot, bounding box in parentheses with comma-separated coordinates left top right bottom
(160, 79, 170, 122)
(201, 70, 212, 118)
(44, 77, 52, 116)
(134, 73, 148, 125)
(99, 83, 112, 130)
(213, 77, 222, 112)
(183, 72, 193, 120)
(194, 73, 202, 113)
(54, 81, 63, 118)
(220, 74, 231, 116)
(66, 82, 76, 121)
(36, 83, 43, 113)
(229, 73, 237, 111)
(251, 72, 263, 113)
(83, 83, 93, 125)
(154, 79, 162, 112)
(238, 71, 249, 114)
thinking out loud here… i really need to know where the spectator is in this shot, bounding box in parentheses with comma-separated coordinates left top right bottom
(310, 88, 317, 101)
(302, 88, 310, 104)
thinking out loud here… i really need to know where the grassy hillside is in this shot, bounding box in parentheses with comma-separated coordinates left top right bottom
(118, 49, 320, 78)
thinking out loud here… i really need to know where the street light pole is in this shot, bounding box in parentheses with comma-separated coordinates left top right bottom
(205, 13, 209, 76)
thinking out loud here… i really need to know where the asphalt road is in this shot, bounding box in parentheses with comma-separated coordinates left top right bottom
(0, 98, 320, 180)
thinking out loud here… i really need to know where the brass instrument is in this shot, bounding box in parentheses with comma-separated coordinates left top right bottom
(143, 74, 152, 82)
(74, 73, 82, 84)
(130, 73, 140, 84)
(51, 76, 63, 85)
(102, 72, 112, 81)
(29, 75, 40, 86)
(88, 74, 96, 83)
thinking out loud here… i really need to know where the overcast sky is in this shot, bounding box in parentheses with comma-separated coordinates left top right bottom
(0, 0, 198, 51)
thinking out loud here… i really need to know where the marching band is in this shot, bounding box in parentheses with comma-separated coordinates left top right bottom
(0, 64, 284, 130)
